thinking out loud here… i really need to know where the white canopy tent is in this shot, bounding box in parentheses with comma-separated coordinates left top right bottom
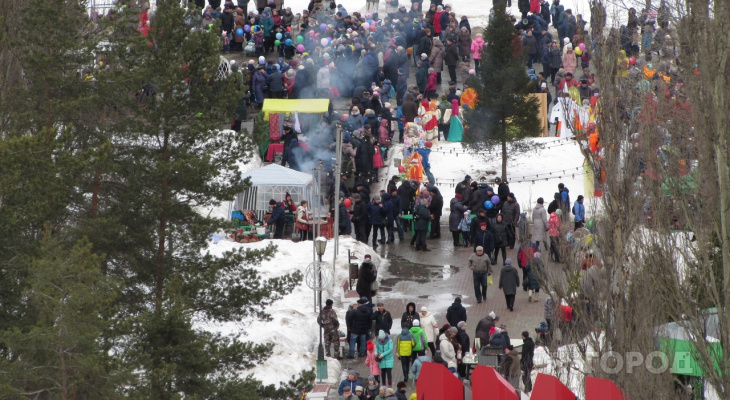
(233, 164, 314, 221)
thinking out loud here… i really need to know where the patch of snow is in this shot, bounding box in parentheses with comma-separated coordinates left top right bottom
(197, 236, 382, 386)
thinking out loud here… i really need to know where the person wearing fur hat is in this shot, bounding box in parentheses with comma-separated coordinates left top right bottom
(498, 258, 520, 312)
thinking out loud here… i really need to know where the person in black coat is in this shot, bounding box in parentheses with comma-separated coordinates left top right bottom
(521, 331, 536, 392)
(401, 302, 420, 328)
(491, 214, 509, 264)
(498, 258, 520, 312)
(445, 297, 467, 327)
(338, 199, 352, 235)
(547, 192, 561, 214)
(356, 256, 377, 301)
(347, 298, 374, 358)
(495, 177, 510, 203)
(428, 186, 444, 239)
(473, 221, 495, 254)
(397, 180, 416, 216)
(372, 302, 394, 334)
(351, 194, 368, 243)
(387, 175, 400, 195)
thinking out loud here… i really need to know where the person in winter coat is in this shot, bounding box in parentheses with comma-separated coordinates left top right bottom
(473, 222, 495, 256)
(475, 311, 498, 346)
(373, 302, 394, 335)
(532, 198, 549, 251)
(564, 9, 577, 40)
(562, 44, 577, 75)
(418, 306, 439, 354)
(352, 194, 368, 243)
(382, 192, 398, 243)
(458, 27, 472, 62)
(356, 256, 377, 301)
(427, 186, 443, 239)
(397, 179, 416, 216)
(348, 298, 373, 358)
(521, 332, 536, 392)
(455, 321, 470, 376)
(396, 327, 415, 382)
(548, 211, 561, 261)
(375, 330, 395, 388)
(425, 68, 438, 99)
(518, 0, 530, 18)
(498, 258, 520, 312)
(265, 199, 287, 238)
(522, 29, 538, 68)
(318, 298, 341, 358)
(439, 327, 458, 367)
(413, 198, 432, 251)
(443, 38, 459, 83)
(295, 200, 311, 241)
(411, 354, 431, 382)
(252, 66, 269, 106)
(449, 195, 469, 246)
(525, 252, 543, 302)
(499, 345, 522, 390)
(573, 195, 585, 229)
(553, 3, 566, 41)
(547, 192, 561, 214)
(446, 297, 467, 327)
(470, 33, 485, 71)
(415, 56, 430, 93)
(368, 195, 387, 248)
(468, 246, 493, 303)
(500, 193, 521, 248)
(338, 370, 364, 396)
(401, 302, 420, 329)
(429, 38, 445, 83)
(365, 375, 381, 399)
(338, 198, 353, 236)
(365, 342, 382, 383)
(491, 214, 508, 264)
(267, 65, 285, 98)
(409, 320, 428, 357)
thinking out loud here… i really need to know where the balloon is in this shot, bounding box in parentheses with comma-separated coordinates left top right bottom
(285, 38, 292, 45)
(367, 20, 373, 25)
(407, 47, 413, 55)
(296, 35, 304, 44)
(321, 38, 329, 46)
(286, 26, 291, 32)
(275, 39, 281, 46)
(252, 25, 259, 32)
(236, 28, 244, 36)
(208, 23, 213, 29)
(362, 22, 370, 30)
(575, 48, 582, 56)
(578, 42, 586, 51)
(398, 165, 405, 173)
(276, 32, 283, 40)
(629, 56, 637, 66)
(491, 195, 500, 205)
(243, 25, 251, 32)
(556, 209, 563, 215)
(296, 44, 305, 52)
(586, 218, 595, 230)
(484, 200, 494, 210)
(344, 198, 352, 208)
(320, 23, 327, 31)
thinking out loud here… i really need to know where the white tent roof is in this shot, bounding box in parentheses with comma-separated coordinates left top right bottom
(242, 163, 313, 187)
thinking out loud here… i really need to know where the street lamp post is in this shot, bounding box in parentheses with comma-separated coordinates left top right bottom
(314, 236, 327, 381)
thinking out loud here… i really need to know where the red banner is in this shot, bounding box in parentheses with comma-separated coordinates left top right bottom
(585, 376, 631, 400)
(416, 362, 463, 400)
(471, 366, 518, 400)
(531, 374, 576, 400)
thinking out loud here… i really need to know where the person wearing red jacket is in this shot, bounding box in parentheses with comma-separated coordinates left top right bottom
(425, 68, 437, 99)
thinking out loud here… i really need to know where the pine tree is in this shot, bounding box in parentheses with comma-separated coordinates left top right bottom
(94, 2, 300, 397)
(462, 3, 541, 180)
(0, 236, 125, 399)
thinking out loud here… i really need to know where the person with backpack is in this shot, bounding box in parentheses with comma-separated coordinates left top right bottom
(572, 195, 585, 230)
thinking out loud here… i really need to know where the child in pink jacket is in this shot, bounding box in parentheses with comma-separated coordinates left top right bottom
(470, 33, 485, 71)
(364, 340, 381, 383)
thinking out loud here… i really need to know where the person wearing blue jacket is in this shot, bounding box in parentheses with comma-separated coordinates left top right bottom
(415, 142, 434, 184)
(558, 182, 571, 218)
(572, 195, 585, 230)
(265, 199, 286, 239)
(367, 195, 387, 248)
(337, 370, 363, 396)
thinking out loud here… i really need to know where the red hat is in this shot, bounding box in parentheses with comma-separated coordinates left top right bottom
(455, 193, 462, 200)
(424, 141, 432, 148)
(480, 222, 487, 227)
(366, 340, 375, 351)
(364, 254, 372, 259)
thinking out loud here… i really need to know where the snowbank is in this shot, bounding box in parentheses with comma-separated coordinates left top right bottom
(199, 235, 384, 386)
(427, 138, 588, 219)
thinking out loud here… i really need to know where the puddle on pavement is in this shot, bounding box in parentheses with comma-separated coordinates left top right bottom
(378, 255, 459, 293)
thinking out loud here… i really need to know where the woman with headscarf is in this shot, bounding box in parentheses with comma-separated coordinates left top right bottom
(447, 99, 463, 142)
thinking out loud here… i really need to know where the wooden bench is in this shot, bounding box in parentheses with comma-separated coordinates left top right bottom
(307, 383, 332, 399)
(340, 279, 359, 303)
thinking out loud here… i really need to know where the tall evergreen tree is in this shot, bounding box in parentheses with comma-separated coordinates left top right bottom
(462, 3, 541, 180)
(95, 2, 300, 398)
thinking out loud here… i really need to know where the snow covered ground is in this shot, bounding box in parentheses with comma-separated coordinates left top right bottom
(198, 236, 385, 386)
(408, 138, 591, 221)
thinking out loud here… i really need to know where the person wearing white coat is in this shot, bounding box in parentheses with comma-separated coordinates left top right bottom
(419, 307, 440, 355)
(439, 328, 457, 367)
(531, 198, 549, 251)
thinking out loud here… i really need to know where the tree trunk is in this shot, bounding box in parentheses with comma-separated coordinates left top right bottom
(156, 128, 170, 308)
(501, 130, 508, 180)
